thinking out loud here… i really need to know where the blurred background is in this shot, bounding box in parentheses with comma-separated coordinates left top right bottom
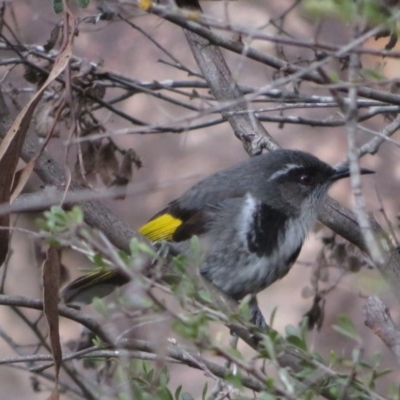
(1, 0, 400, 398)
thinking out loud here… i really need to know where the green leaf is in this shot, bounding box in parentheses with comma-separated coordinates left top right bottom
(269, 306, 277, 328)
(332, 314, 360, 342)
(190, 235, 202, 265)
(118, 250, 131, 266)
(69, 206, 84, 223)
(174, 386, 182, 400)
(92, 253, 108, 267)
(159, 366, 170, 386)
(76, 0, 90, 7)
(285, 324, 299, 338)
(224, 372, 243, 389)
(257, 392, 277, 400)
(181, 393, 195, 400)
(91, 336, 104, 346)
(171, 319, 198, 339)
(157, 387, 173, 400)
(53, 0, 63, 13)
(261, 335, 276, 361)
(137, 242, 157, 257)
(328, 71, 340, 83)
(197, 289, 212, 304)
(361, 68, 384, 81)
(118, 393, 129, 400)
(329, 350, 336, 364)
(352, 347, 361, 363)
(130, 238, 141, 255)
(374, 368, 392, 379)
(237, 294, 251, 322)
(92, 297, 109, 317)
(201, 383, 208, 400)
(286, 335, 307, 351)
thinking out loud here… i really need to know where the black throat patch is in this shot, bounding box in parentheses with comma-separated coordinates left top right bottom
(246, 203, 288, 257)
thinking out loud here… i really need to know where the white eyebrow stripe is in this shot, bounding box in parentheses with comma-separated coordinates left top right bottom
(268, 163, 301, 181)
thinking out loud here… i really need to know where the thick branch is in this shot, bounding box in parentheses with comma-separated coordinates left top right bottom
(0, 294, 111, 343)
(175, 0, 278, 155)
(363, 295, 400, 365)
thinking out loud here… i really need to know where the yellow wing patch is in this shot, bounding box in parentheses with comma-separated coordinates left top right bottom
(139, 213, 182, 241)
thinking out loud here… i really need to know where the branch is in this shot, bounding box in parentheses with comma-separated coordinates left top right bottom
(147, 2, 400, 106)
(172, 1, 278, 155)
(0, 294, 112, 343)
(363, 295, 400, 365)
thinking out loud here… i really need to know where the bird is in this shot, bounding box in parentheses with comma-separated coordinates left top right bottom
(63, 149, 374, 327)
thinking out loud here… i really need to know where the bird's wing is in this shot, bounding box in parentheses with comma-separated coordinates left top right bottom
(139, 188, 246, 242)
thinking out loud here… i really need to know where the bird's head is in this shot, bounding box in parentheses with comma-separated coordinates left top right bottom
(260, 150, 374, 214)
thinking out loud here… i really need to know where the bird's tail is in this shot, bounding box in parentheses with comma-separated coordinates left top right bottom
(62, 269, 130, 305)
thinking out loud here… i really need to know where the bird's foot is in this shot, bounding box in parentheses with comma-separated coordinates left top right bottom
(249, 297, 269, 330)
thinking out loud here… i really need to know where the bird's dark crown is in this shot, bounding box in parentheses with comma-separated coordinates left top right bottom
(265, 150, 336, 187)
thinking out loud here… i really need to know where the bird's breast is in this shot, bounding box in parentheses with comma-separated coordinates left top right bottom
(202, 197, 318, 299)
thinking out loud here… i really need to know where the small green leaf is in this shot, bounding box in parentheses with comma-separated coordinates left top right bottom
(118, 250, 131, 266)
(361, 68, 384, 81)
(285, 324, 299, 338)
(53, 0, 63, 13)
(129, 238, 140, 255)
(372, 352, 383, 367)
(257, 393, 277, 400)
(91, 336, 103, 346)
(201, 383, 207, 400)
(375, 368, 392, 379)
(92, 253, 108, 267)
(159, 366, 170, 386)
(174, 385, 182, 400)
(118, 393, 129, 400)
(286, 335, 307, 351)
(269, 306, 277, 328)
(181, 393, 195, 400)
(261, 335, 276, 361)
(76, 0, 90, 7)
(329, 350, 336, 364)
(69, 206, 84, 223)
(224, 372, 243, 389)
(197, 289, 212, 304)
(237, 295, 251, 322)
(190, 235, 202, 265)
(137, 242, 156, 257)
(352, 347, 361, 363)
(171, 319, 198, 339)
(92, 297, 109, 317)
(332, 314, 360, 342)
(157, 387, 173, 400)
(328, 71, 340, 83)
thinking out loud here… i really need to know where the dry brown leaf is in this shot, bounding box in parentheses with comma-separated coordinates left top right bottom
(0, 5, 73, 267)
(10, 161, 35, 203)
(33, 100, 59, 138)
(43, 247, 62, 400)
(81, 142, 98, 175)
(23, 54, 51, 85)
(115, 151, 133, 185)
(97, 142, 119, 186)
(0, 41, 72, 162)
(44, 24, 61, 52)
(86, 82, 106, 100)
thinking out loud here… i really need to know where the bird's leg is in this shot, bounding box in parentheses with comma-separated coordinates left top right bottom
(248, 296, 269, 330)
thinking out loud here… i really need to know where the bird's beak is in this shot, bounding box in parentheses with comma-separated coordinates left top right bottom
(330, 166, 375, 182)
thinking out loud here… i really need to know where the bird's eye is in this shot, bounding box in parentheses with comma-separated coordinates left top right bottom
(299, 174, 312, 185)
